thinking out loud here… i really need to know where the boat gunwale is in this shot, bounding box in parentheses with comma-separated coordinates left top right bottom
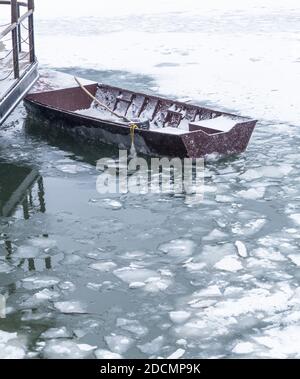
(26, 83, 257, 138)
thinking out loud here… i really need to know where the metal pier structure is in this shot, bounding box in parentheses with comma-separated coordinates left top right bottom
(0, 0, 38, 125)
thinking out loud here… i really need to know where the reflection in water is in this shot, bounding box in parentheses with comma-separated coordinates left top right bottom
(0, 162, 49, 271)
(25, 117, 120, 166)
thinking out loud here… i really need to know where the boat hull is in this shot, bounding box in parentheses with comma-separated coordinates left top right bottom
(24, 84, 257, 158)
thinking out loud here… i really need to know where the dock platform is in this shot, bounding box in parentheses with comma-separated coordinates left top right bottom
(0, 1, 38, 125)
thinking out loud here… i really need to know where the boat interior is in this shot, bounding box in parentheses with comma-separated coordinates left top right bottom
(27, 83, 248, 135)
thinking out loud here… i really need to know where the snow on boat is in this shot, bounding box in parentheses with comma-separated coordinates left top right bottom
(24, 83, 257, 158)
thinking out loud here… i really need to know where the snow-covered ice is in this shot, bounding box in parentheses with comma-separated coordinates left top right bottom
(43, 340, 96, 359)
(105, 335, 134, 355)
(54, 301, 87, 314)
(214, 256, 243, 272)
(138, 336, 165, 355)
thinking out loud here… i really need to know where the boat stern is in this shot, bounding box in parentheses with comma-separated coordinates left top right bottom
(181, 119, 257, 158)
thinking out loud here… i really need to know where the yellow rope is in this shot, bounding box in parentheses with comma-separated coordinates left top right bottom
(130, 124, 139, 145)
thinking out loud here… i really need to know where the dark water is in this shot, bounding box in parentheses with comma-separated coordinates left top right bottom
(0, 65, 300, 359)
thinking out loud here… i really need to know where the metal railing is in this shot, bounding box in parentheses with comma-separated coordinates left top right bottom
(0, 0, 35, 80)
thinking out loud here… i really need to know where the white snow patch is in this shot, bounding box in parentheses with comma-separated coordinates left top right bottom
(214, 256, 243, 272)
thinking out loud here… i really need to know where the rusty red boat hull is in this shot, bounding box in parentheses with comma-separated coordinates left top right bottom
(24, 83, 257, 158)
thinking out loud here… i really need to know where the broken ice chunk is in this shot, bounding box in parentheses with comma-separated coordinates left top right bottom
(158, 239, 196, 257)
(90, 261, 117, 272)
(169, 311, 191, 324)
(232, 342, 254, 354)
(235, 241, 248, 258)
(41, 327, 72, 339)
(43, 340, 96, 359)
(288, 254, 300, 267)
(167, 348, 185, 359)
(237, 187, 265, 200)
(94, 349, 123, 359)
(116, 318, 148, 337)
(214, 256, 243, 272)
(54, 301, 87, 314)
(138, 336, 164, 355)
(290, 214, 300, 226)
(0, 331, 27, 359)
(22, 276, 60, 290)
(105, 335, 134, 355)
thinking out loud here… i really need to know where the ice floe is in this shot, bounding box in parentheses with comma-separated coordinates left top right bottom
(290, 214, 300, 226)
(252, 248, 286, 262)
(167, 348, 185, 359)
(0, 331, 27, 359)
(54, 301, 87, 314)
(94, 349, 123, 359)
(90, 261, 117, 272)
(214, 256, 243, 272)
(237, 187, 265, 200)
(158, 239, 196, 257)
(254, 325, 300, 358)
(169, 311, 191, 324)
(232, 342, 254, 354)
(22, 276, 60, 290)
(138, 336, 164, 355)
(288, 254, 300, 267)
(235, 241, 248, 258)
(57, 164, 90, 174)
(41, 327, 72, 339)
(43, 340, 96, 359)
(203, 229, 227, 241)
(114, 265, 172, 292)
(116, 318, 148, 337)
(240, 165, 293, 181)
(105, 334, 134, 354)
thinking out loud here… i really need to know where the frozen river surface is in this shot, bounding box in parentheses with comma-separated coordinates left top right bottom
(1, 0, 300, 359)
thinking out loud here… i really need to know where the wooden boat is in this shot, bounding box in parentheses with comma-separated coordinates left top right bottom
(24, 83, 257, 158)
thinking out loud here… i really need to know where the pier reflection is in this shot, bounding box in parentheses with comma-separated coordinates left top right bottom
(0, 162, 51, 272)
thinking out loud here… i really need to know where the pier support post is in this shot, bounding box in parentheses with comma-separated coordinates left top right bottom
(28, 0, 35, 63)
(11, 0, 20, 79)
